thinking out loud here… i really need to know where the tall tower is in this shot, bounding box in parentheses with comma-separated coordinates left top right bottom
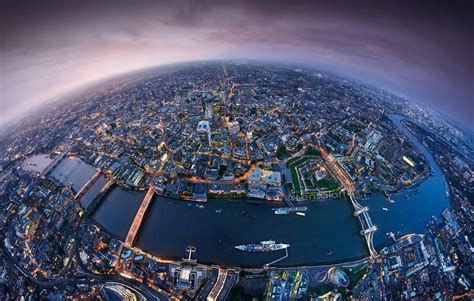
(197, 120, 211, 147)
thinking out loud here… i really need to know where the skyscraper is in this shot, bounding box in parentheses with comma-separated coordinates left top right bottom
(197, 120, 211, 147)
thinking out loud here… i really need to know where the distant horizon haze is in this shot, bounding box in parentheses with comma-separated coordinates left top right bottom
(1, 0, 472, 130)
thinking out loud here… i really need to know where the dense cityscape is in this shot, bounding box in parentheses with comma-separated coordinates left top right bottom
(0, 61, 472, 300)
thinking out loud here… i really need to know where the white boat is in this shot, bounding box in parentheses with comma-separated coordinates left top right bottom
(382, 207, 388, 211)
(235, 240, 290, 252)
(274, 208, 289, 215)
(296, 212, 306, 216)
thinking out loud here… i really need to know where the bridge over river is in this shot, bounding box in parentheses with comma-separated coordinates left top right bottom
(319, 146, 377, 257)
(37, 113, 449, 267)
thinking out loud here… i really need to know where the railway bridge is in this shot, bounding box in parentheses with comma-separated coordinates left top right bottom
(84, 180, 114, 216)
(75, 170, 101, 199)
(41, 148, 70, 176)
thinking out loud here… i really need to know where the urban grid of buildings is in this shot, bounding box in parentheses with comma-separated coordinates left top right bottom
(0, 61, 472, 300)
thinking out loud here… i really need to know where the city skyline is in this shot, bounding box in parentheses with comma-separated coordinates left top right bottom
(1, 0, 473, 130)
(1, 60, 471, 299)
(0, 1, 473, 300)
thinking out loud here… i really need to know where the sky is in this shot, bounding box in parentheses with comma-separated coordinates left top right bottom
(1, 0, 473, 129)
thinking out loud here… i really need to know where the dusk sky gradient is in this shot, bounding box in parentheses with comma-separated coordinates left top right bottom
(1, 0, 473, 129)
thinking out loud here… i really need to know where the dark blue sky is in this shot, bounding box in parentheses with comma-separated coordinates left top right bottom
(1, 0, 473, 129)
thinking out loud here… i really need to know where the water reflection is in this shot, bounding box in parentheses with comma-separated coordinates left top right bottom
(33, 114, 450, 266)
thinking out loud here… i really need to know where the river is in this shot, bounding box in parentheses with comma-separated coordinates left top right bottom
(49, 156, 97, 191)
(363, 114, 450, 248)
(21, 154, 53, 174)
(134, 196, 366, 267)
(32, 114, 449, 267)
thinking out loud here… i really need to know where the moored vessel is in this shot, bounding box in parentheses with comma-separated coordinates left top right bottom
(235, 240, 290, 252)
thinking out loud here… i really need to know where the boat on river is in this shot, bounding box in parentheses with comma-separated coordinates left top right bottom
(274, 208, 290, 215)
(235, 240, 290, 252)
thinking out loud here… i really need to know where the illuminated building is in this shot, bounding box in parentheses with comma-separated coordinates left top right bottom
(197, 120, 211, 147)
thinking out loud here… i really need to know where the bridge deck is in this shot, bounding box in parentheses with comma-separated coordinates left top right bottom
(84, 180, 114, 216)
(354, 206, 369, 216)
(320, 145, 377, 256)
(41, 148, 70, 176)
(124, 184, 155, 246)
(100, 180, 114, 193)
(207, 269, 227, 301)
(75, 170, 101, 199)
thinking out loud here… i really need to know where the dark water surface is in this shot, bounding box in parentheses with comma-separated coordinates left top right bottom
(41, 114, 449, 267)
(80, 175, 108, 209)
(49, 156, 96, 191)
(21, 154, 53, 173)
(135, 196, 367, 267)
(364, 114, 450, 249)
(92, 187, 144, 239)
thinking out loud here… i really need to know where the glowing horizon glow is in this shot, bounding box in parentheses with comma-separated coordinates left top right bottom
(1, 0, 472, 130)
